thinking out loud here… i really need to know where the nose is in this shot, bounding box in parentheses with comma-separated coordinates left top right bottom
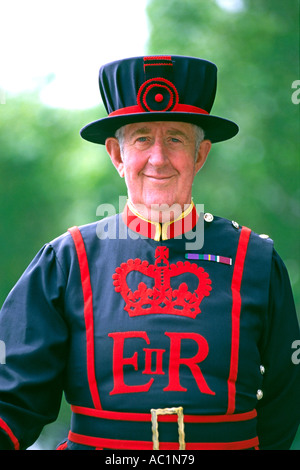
(148, 139, 168, 167)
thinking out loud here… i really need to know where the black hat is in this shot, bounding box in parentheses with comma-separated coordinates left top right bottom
(80, 55, 239, 144)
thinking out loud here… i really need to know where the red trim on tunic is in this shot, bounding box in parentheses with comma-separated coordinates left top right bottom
(71, 404, 257, 423)
(122, 204, 157, 239)
(122, 203, 199, 241)
(227, 226, 251, 414)
(68, 431, 259, 450)
(56, 441, 68, 450)
(0, 417, 20, 450)
(68, 227, 102, 410)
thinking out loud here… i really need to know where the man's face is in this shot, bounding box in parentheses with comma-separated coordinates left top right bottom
(106, 121, 211, 221)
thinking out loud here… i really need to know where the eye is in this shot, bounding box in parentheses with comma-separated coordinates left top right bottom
(168, 137, 183, 144)
(134, 136, 151, 145)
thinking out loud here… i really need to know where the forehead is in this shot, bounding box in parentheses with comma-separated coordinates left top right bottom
(123, 121, 196, 139)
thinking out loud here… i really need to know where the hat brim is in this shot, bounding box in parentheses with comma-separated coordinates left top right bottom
(80, 112, 239, 145)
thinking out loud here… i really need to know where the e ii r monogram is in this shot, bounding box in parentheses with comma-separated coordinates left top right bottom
(108, 331, 215, 396)
(110, 246, 215, 397)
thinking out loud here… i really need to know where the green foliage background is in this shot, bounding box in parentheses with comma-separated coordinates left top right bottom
(0, 0, 299, 450)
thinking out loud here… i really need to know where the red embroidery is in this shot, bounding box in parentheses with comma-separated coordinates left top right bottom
(163, 332, 215, 395)
(108, 331, 154, 395)
(137, 77, 179, 112)
(143, 348, 165, 375)
(112, 246, 212, 318)
(143, 56, 173, 71)
(108, 331, 215, 396)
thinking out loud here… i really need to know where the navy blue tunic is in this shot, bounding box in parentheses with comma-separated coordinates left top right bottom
(0, 207, 299, 449)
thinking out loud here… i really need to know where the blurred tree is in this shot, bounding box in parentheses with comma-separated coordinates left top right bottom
(147, 0, 300, 315)
(0, 93, 126, 304)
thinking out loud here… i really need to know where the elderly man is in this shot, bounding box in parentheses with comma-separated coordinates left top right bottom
(0, 55, 299, 450)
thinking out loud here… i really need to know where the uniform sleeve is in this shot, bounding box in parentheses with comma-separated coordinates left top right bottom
(256, 249, 300, 449)
(0, 244, 69, 450)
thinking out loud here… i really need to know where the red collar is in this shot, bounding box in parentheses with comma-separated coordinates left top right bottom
(122, 201, 199, 241)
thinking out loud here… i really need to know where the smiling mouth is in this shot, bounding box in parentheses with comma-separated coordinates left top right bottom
(144, 175, 175, 182)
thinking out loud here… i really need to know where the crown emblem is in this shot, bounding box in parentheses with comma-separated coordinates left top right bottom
(112, 246, 212, 318)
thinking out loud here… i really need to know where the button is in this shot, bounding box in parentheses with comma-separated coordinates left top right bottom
(232, 220, 239, 229)
(204, 213, 214, 222)
(259, 234, 269, 239)
(260, 365, 265, 375)
(256, 389, 263, 400)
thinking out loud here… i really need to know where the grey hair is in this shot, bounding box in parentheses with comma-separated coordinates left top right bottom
(115, 123, 205, 160)
(115, 126, 125, 151)
(193, 125, 205, 154)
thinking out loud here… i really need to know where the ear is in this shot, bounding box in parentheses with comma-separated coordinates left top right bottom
(105, 137, 125, 177)
(195, 139, 212, 174)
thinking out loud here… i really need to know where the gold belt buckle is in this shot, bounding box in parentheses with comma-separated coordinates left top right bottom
(151, 406, 186, 450)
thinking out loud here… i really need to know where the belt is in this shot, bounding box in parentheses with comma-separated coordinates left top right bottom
(68, 405, 259, 450)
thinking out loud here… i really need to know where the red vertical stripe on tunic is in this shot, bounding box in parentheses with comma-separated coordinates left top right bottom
(68, 226, 102, 410)
(227, 226, 251, 414)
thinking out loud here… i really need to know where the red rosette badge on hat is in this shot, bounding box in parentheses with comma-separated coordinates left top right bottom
(137, 77, 179, 112)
